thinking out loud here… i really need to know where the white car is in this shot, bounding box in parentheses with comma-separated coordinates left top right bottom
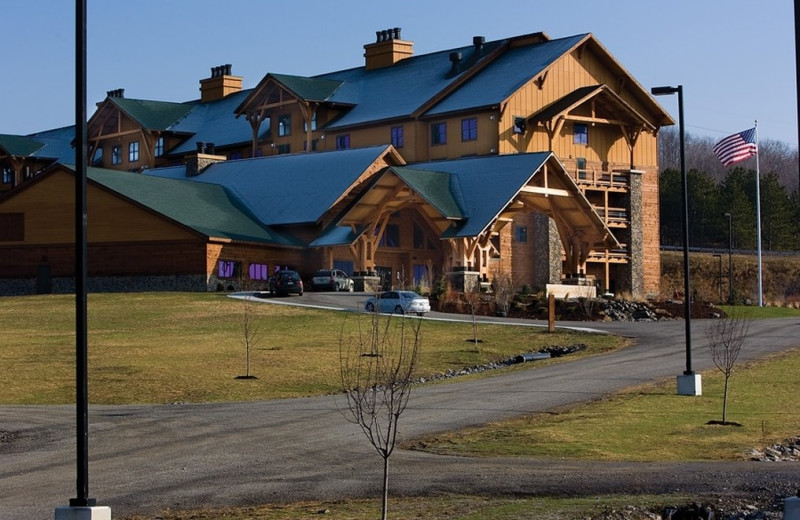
(311, 269, 354, 292)
(364, 290, 431, 316)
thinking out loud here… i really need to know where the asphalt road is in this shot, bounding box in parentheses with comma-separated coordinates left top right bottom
(1, 293, 798, 519)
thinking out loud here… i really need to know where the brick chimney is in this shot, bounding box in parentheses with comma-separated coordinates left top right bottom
(363, 28, 413, 70)
(199, 64, 243, 103)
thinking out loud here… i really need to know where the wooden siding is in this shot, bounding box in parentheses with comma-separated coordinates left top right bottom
(0, 170, 198, 245)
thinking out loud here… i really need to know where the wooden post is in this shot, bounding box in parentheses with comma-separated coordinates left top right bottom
(548, 292, 555, 332)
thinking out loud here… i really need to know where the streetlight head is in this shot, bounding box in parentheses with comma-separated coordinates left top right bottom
(651, 86, 679, 96)
(724, 212, 731, 218)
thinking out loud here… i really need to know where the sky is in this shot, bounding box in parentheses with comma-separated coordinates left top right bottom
(1, 0, 797, 148)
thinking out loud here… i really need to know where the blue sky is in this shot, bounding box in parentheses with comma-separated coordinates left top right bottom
(2, 0, 797, 147)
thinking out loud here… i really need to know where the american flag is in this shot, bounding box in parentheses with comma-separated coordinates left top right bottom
(713, 127, 758, 166)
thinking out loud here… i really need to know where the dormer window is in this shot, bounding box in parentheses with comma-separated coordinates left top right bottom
(154, 137, 164, 157)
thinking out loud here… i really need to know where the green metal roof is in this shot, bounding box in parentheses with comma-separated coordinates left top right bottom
(0, 134, 45, 157)
(86, 166, 300, 245)
(268, 73, 344, 102)
(391, 166, 464, 219)
(109, 98, 196, 132)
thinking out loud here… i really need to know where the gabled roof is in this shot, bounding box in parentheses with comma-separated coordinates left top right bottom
(410, 153, 557, 238)
(107, 97, 195, 131)
(85, 166, 299, 245)
(144, 145, 399, 226)
(529, 84, 656, 131)
(0, 134, 45, 157)
(391, 167, 464, 219)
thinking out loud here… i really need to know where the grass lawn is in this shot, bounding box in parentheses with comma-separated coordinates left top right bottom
(120, 494, 698, 520)
(406, 348, 800, 461)
(0, 292, 621, 405)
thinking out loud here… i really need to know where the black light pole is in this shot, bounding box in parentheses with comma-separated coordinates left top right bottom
(652, 85, 698, 393)
(724, 212, 733, 304)
(713, 254, 722, 304)
(73, 0, 94, 509)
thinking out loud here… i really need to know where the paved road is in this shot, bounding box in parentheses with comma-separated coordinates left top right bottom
(1, 294, 798, 519)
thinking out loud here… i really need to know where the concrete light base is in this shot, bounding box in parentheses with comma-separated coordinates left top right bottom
(677, 373, 702, 396)
(785, 496, 800, 520)
(54, 506, 111, 520)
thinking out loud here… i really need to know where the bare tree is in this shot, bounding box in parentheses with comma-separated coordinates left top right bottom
(236, 276, 260, 380)
(338, 310, 422, 520)
(705, 309, 750, 424)
(460, 285, 482, 345)
(492, 269, 514, 317)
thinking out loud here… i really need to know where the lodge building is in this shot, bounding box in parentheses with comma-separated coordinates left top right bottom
(0, 29, 673, 298)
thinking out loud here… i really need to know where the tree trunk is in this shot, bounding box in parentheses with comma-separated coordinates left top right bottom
(722, 375, 730, 423)
(381, 455, 389, 520)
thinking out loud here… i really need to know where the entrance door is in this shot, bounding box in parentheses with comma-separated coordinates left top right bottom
(374, 266, 392, 291)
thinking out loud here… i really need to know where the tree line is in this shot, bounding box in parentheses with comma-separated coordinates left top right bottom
(657, 128, 800, 252)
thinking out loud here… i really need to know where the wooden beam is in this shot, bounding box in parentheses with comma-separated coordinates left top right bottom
(519, 186, 571, 197)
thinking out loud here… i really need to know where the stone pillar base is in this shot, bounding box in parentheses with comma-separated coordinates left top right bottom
(446, 270, 480, 292)
(677, 373, 702, 396)
(352, 275, 381, 293)
(55, 506, 112, 520)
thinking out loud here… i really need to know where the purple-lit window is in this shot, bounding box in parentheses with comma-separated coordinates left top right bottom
(391, 126, 404, 148)
(249, 263, 268, 280)
(218, 259, 240, 279)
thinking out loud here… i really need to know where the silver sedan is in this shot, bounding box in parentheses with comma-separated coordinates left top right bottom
(364, 290, 431, 316)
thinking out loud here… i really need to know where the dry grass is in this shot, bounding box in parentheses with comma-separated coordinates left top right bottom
(0, 292, 621, 405)
(408, 348, 800, 461)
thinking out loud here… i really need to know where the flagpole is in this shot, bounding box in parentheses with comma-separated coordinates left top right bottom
(754, 120, 763, 307)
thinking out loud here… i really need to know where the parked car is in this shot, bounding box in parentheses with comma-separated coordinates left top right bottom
(269, 270, 304, 296)
(364, 290, 430, 316)
(311, 269, 354, 292)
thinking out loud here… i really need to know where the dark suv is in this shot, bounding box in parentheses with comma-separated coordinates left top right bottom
(269, 270, 304, 296)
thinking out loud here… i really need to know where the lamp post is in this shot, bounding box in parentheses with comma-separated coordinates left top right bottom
(713, 254, 722, 303)
(724, 212, 733, 304)
(651, 85, 701, 396)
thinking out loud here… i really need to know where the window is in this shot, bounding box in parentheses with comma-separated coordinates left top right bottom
(154, 137, 164, 157)
(128, 141, 140, 162)
(574, 123, 588, 145)
(111, 145, 122, 165)
(303, 113, 317, 132)
(391, 126, 404, 148)
(333, 260, 354, 276)
(0, 213, 24, 241)
(336, 134, 350, 150)
(461, 118, 477, 141)
(431, 122, 447, 145)
(218, 259, 241, 279)
(513, 116, 527, 134)
(278, 115, 291, 137)
(249, 263, 269, 281)
(92, 147, 103, 165)
(413, 222, 425, 249)
(413, 264, 428, 286)
(303, 140, 318, 151)
(2, 168, 13, 184)
(277, 144, 291, 154)
(379, 224, 400, 248)
(514, 225, 528, 243)
(229, 151, 243, 160)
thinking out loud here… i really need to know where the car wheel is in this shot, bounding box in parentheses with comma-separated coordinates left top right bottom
(366, 302, 375, 312)
(334, 283, 340, 292)
(298, 288, 303, 296)
(348, 283, 354, 293)
(394, 305, 404, 314)
(417, 312, 425, 317)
